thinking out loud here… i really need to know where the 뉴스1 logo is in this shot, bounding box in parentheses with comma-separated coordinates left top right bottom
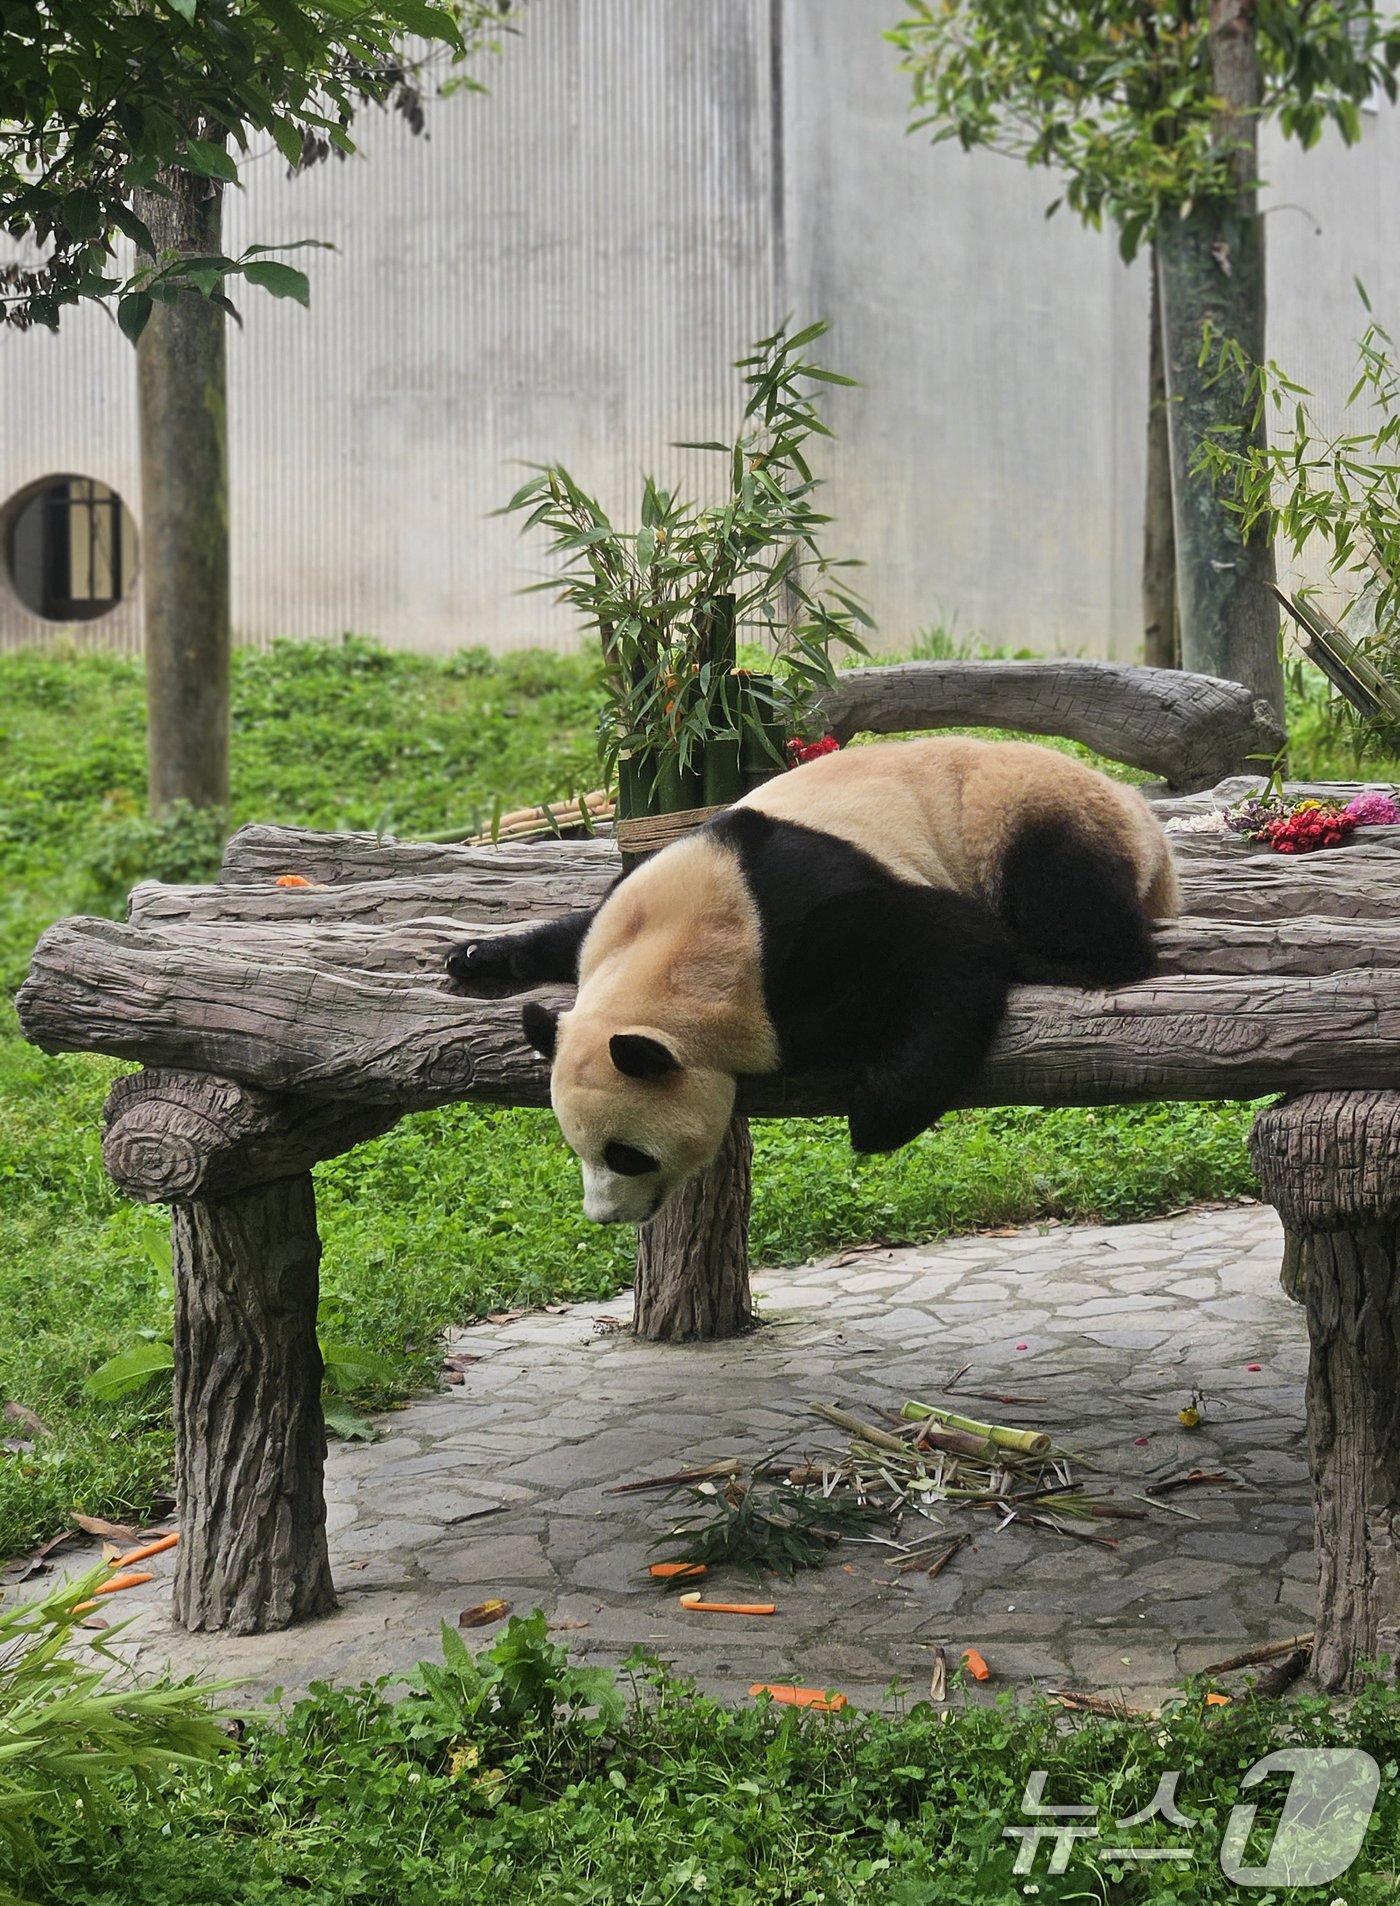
(1004, 1749, 1381, 1887)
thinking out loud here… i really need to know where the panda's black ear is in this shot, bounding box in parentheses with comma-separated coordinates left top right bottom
(521, 1000, 560, 1059)
(609, 1032, 680, 1079)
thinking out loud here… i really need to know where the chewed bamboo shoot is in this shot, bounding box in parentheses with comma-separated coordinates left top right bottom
(900, 1399, 1051, 1457)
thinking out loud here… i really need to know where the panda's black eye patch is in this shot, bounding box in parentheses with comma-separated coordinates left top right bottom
(604, 1141, 658, 1177)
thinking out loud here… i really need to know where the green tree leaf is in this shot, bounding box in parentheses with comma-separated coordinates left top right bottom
(60, 188, 104, 241)
(181, 139, 239, 184)
(116, 293, 153, 343)
(238, 258, 311, 304)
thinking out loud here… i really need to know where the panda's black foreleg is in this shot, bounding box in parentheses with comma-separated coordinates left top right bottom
(444, 907, 598, 996)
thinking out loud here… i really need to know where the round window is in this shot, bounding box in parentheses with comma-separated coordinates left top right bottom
(3, 475, 139, 622)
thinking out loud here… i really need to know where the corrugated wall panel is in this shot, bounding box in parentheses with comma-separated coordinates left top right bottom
(217, 0, 775, 650)
(782, 2, 1150, 660)
(4, 2, 1400, 658)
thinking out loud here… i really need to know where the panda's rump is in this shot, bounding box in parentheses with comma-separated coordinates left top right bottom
(997, 820, 1158, 988)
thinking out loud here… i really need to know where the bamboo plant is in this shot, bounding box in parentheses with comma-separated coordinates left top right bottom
(0, 1569, 231, 1895)
(1195, 304, 1400, 751)
(502, 321, 871, 818)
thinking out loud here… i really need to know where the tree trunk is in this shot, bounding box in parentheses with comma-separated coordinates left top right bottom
(633, 1113, 754, 1341)
(1249, 1092, 1400, 1690)
(134, 161, 231, 818)
(170, 1174, 336, 1632)
(1156, 0, 1283, 723)
(1143, 241, 1179, 671)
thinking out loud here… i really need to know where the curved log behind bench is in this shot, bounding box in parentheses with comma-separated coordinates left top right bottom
(129, 869, 616, 930)
(812, 660, 1285, 791)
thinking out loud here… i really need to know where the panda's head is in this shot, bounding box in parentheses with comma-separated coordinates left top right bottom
(522, 999, 735, 1223)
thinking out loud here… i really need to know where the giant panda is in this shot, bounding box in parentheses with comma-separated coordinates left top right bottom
(445, 736, 1179, 1223)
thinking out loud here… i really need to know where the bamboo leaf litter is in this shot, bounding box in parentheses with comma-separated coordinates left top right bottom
(640, 1393, 1198, 1586)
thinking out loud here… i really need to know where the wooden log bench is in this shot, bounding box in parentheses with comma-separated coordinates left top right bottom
(15, 782, 1400, 1688)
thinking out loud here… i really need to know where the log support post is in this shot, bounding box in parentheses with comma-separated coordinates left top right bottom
(633, 1113, 754, 1342)
(102, 1070, 399, 1633)
(170, 1176, 335, 1631)
(1250, 1092, 1400, 1690)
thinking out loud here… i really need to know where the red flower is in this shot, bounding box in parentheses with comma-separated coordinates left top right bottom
(1264, 809, 1357, 854)
(786, 735, 841, 766)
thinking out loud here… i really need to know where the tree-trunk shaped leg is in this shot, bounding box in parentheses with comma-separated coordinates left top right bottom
(1251, 1092, 1400, 1690)
(171, 1173, 336, 1632)
(632, 1114, 753, 1342)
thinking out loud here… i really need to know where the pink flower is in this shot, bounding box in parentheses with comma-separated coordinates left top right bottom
(1345, 791, 1400, 826)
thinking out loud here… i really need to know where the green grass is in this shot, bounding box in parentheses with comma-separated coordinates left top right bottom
(0, 635, 1349, 1562)
(9, 1613, 1400, 1904)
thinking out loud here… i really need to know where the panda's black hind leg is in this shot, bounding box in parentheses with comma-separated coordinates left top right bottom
(768, 885, 1015, 1155)
(1001, 822, 1157, 989)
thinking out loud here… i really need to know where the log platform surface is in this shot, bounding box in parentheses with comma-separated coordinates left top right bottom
(16, 775, 1400, 1684)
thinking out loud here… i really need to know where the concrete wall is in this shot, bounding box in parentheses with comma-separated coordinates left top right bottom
(1, 0, 1397, 658)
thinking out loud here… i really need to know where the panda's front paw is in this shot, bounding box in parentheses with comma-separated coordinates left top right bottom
(847, 1073, 947, 1155)
(444, 935, 528, 997)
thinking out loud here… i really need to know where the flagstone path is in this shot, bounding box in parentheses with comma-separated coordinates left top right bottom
(80, 1202, 1313, 1713)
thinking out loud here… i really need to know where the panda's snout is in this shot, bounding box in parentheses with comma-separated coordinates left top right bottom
(580, 1162, 667, 1225)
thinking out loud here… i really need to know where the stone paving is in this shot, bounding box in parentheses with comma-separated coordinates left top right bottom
(87, 1202, 1314, 1712)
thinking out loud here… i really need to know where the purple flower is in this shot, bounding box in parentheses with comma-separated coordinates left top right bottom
(1224, 795, 1284, 838)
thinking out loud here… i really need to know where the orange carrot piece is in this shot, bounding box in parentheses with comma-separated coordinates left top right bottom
(1205, 1692, 1231, 1707)
(678, 1591, 776, 1615)
(648, 1562, 707, 1580)
(73, 1570, 154, 1611)
(961, 1648, 991, 1681)
(749, 1684, 847, 1711)
(112, 1533, 179, 1569)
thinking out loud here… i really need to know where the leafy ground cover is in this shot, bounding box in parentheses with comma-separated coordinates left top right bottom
(0, 636, 1382, 1561)
(8, 1611, 1400, 1905)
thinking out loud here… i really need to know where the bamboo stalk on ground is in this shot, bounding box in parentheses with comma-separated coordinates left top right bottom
(1200, 1633, 1314, 1675)
(1049, 1689, 1151, 1719)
